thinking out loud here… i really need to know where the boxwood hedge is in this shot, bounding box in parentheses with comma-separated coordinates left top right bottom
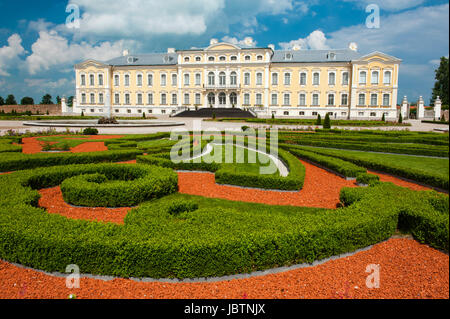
(0, 166, 447, 279)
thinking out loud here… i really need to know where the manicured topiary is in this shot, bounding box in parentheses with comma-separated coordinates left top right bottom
(323, 113, 331, 129)
(315, 114, 322, 125)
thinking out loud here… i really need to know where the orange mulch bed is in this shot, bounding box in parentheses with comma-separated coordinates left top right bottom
(20, 135, 123, 154)
(0, 238, 447, 299)
(178, 160, 356, 209)
(369, 170, 433, 191)
(38, 187, 130, 225)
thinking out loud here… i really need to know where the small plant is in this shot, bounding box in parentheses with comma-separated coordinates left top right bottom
(315, 114, 322, 125)
(83, 127, 99, 135)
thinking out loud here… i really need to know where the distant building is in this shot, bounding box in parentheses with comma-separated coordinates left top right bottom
(71, 39, 401, 120)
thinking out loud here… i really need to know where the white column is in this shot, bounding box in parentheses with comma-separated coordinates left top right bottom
(401, 96, 408, 119)
(61, 97, 68, 113)
(417, 96, 425, 119)
(434, 96, 442, 120)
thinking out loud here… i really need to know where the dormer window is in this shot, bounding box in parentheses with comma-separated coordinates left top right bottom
(208, 56, 215, 62)
(195, 56, 201, 62)
(219, 56, 226, 61)
(284, 53, 293, 61)
(127, 56, 137, 64)
(244, 55, 251, 61)
(257, 55, 263, 61)
(327, 52, 336, 60)
(230, 56, 237, 61)
(184, 57, 190, 62)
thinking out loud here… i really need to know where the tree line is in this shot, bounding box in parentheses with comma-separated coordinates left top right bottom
(0, 94, 74, 107)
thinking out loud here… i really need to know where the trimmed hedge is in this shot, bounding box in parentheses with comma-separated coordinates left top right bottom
(1, 166, 447, 279)
(284, 144, 366, 178)
(60, 165, 178, 207)
(0, 149, 143, 172)
(356, 173, 380, 186)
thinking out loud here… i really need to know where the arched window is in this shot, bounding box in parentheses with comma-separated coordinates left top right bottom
(299, 94, 306, 106)
(371, 71, 379, 84)
(171, 74, 177, 86)
(341, 94, 348, 106)
(230, 92, 237, 105)
(313, 72, 320, 85)
(244, 72, 250, 85)
(208, 93, 215, 106)
(312, 94, 319, 106)
(243, 93, 250, 105)
(284, 73, 291, 85)
(230, 56, 237, 61)
(137, 74, 143, 86)
(90, 93, 95, 104)
(148, 93, 153, 105)
(89, 74, 95, 86)
(328, 72, 336, 85)
(271, 93, 277, 105)
(283, 93, 290, 106)
(99, 93, 104, 104)
(208, 72, 215, 86)
(124, 74, 130, 86)
(137, 93, 143, 105)
(160, 74, 167, 86)
(300, 72, 307, 85)
(184, 93, 190, 105)
(257, 55, 263, 61)
(195, 73, 201, 85)
(98, 74, 104, 86)
(208, 56, 215, 62)
(219, 92, 226, 105)
(370, 93, 378, 106)
(81, 74, 86, 86)
(230, 72, 237, 85)
(359, 71, 367, 84)
(184, 73, 190, 86)
(125, 93, 130, 105)
(171, 93, 177, 105)
(328, 94, 335, 106)
(383, 94, 390, 106)
(114, 74, 119, 86)
(184, 57, 190, 62)
(81, 93, 86, 103)
(219, 56, 226, 61)
(114, 93, 120, 104)
(195, 56, 201, 62)
(342, 72, 349, 85)
(147, 74, 153, 86)
(272, 73, 278, 85)
(358, 93, 366, 105)
(244, 55, 251, 61)
(255, 93, 262, 105)
(219, 72, 226, 86)
(383, 71, 391, 85)
(256, 72, 263, 85)
(161, 93, 167, 105)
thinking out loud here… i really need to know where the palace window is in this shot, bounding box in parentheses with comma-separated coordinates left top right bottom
(114, 93, 120, 104)
(208, 72, 215, 86)
(328, 94, 335, 106)
(219, 56, 226, 61)
(312, 94, 319, 106)
(244, 72, 250, 85)
(160, 74, 167, 86)
(244, 55, 251, 61)
(171, 74, 177, 86)
(137, 93, 143, 105)
(124, 74, 130, 86)
(358, 93, 366, 105)
(195, 73, 201, 85)
(370, 112, 376, 117)
(137, 74, 143, 86)
(370, 94, 378, 106)
(208, 93, 215, 106)
(341, 94, 348, 106)
(284, 73, 291, 85)
(383, 94, 390, 106)
(172, 93, 177, 105)
(359, 71, 367, 84)
(147, 74, 153, 86)
(161, 93, 167, 105)
(299, 94, 306, 106)
(383, 71, 392, 85)
(371, 71, 379, 84)
(219, 72, 226, 86)
(284, 53, 293, 61)
(342, 72, 349, 85)
(184, 57, 190, 62)
(195, 93, 201, 105)
(184, 93, 190, 105)
(271, 94, 277, 105)
(81, 74, 86, 86)
(272, 73, 278, 85)
(89, 74, 95, 86)
(299, 111, 305, 116)
(114, 75, 119, 86)
(184, 73, 190, 86)
(219, 92, 226, 105)
(230, 56, 237, 61)
(244, 93, 250, 105)
(208, 56, 215, 62)
(125, 93, 130, 105)
(148, 93, 153, 105)
(256, 93, 262, 105)
(283, 93, 290, 106)
(300, 72, 307, 85)
(256, 72, 263, 85)
(257, 55, 263, 61)
(230, 92, 237, 105)
(230, 72, 237, 85)
(81, 93, 86, 104)
(99, 93, 104, 104)
(195, 56, 201, 62)
(98, 74, 103, 86)
(329, 72, 336, 86)
(313, 72, 320, 85)
(90, 93, 95, 104)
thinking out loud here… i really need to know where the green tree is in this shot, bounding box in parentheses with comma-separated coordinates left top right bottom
(56, 96, 61, 104)
(398, 112, 403, 123)
(5, 94, 17, 105)
(21, 97, 34, 105)
(41, 94, 53, 105)
(67, 96, 74, 107)
(0, 96, 4, 105)
(315, 114, 322, 125)
(381, 113, 385, 122)
(323, 113, 331, 129)
(431, 56, 449, 106)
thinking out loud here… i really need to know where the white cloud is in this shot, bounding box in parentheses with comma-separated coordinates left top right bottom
(342, 0, 425, 11)
(0, 34, 25, 76)
(25, 78, 70, 89)
(25, 30, 129, 74)
(221, 36, 257, 47)
(278, 30, 329, 50)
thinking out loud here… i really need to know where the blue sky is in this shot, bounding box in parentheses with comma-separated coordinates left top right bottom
(0, 0, 448, 104)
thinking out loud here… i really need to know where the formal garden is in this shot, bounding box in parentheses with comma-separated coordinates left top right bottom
(0, 128, 448, 298)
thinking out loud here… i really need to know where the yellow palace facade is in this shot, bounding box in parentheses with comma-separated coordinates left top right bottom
(72, 39, 401, 120)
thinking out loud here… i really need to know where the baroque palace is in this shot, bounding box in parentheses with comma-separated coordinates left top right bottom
(71, 38, 401, 119)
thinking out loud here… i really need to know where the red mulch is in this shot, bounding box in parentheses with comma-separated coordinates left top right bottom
(38, 187, 130, 225)
(178, 160, 356, 209)
(369, 170, 433, 191)
(0, 238, 447, 299)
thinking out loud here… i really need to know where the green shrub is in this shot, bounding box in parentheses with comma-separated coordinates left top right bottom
(316, 114, 322, 125)
(167, 200, 199, 216)
(356, 173, 380, 186)
(83, 128, 98, 135)
(323, 113, 331, 129)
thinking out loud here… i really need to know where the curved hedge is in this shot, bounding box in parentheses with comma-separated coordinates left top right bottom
(0, 164, 447, 279)
(60, 165, 178, 207)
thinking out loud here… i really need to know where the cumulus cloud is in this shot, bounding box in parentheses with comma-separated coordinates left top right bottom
(0, 34, 26, 76)
(25, 78, 70, 89)
(25, 30, 129, 74)
(221, 36, 257, 47)
(342, 0, 425, 11)
(278, 30, 329, 50)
